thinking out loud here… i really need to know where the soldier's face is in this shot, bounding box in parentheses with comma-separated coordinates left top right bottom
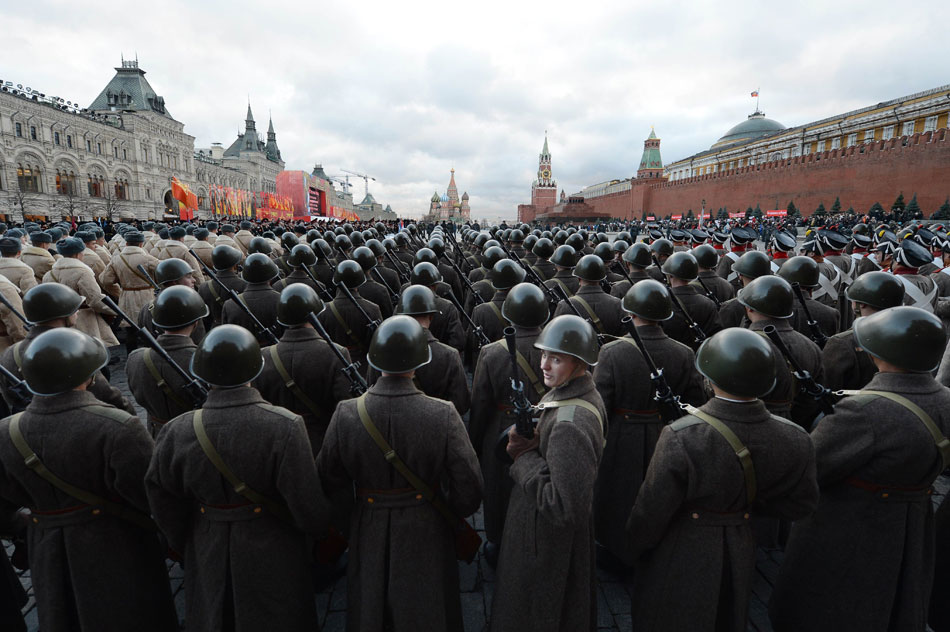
(540, 351, 583, 388)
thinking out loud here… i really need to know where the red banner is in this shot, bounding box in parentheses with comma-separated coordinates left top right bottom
(171, 177, 197, 220)
(766, 209, 788, 217)
(671, 214, 682, 220)
(646, 216, 656, 221)
(729, 212, 746, 218)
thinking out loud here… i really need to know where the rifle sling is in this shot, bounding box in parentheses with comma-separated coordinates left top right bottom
(570, 295, 606, 334)
(486, 302, 507, 328)
(143, 348, 192, 410)
(119, 255, 151, 285)
(516, 350, 546, 396)
(535, 398, 604, 435)
(684, 405, 757, 504)
(549, 277, 573, 298)
(329, 301, 364, 349)
(268, 345, 323, 419)
(8, 411, 158, 531)
(192, 410, 293, 523)
(838, 390, 950, 469)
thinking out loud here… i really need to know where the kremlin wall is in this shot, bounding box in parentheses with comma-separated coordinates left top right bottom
(519, 84, 950, 222)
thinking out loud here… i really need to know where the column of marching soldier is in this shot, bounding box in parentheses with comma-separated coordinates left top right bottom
(0, 218, 947, 631)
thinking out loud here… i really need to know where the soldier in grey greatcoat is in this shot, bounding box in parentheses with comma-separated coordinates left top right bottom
(316, 260, 384, 371)
(627, 328, 818, 632)
(472, 259, 526, 343)
(554, 255, 625, 338)
(658, 251, 722, 350)
(318, 316, 482, 632)
(197, 244, 246, 329)
(771, 307, 950, 632)
(221, 253, 283, 345)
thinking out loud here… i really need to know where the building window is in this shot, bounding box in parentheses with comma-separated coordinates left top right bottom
(865, 129, 876, 142)
(817, 140, 826, 152)
(29, 126, 37, 141)
(145, 188, 151, 200)
(143, 148, 149, 162)
(113, 146, 118, 158)
(56, 171, 77, 196)
(87, 175, 104, 198)
(54, 131, 60, 145)
(902, 120, 916, 136)
(801, 143, 810, 155)
(882, 126, 894, 140)
(831, 137, 841, 150)
(123, 149, 127, 160)
(15, 123, 22, 137)
(114, 179, 128, 200)
(17, 164, 41, 193)
(97, 142, 102, 154)
(848, 133, 857, 147)
(66, 135, 72, 148)
(86, 139, 92, 152)
(925, 116, 938, 133)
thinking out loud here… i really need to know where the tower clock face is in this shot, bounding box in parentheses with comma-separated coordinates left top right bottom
(542, 170, 551, 178)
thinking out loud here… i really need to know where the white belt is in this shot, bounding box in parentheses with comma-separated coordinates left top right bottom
(897, 276, 937, 312)
(812, 266, 841, 301)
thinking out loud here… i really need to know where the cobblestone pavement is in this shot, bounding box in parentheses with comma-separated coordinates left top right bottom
(6, 344, 949, 631)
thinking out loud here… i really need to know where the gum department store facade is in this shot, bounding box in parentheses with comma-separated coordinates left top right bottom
(0, 58, 284, 223)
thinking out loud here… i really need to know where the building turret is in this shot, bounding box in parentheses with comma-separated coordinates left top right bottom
(637, 127, 665, 179)
(242, 103, 258, 151)
(265, 115, 281, 161)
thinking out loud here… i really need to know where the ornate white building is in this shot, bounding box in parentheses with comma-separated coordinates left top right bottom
(0, 58, 284, 222)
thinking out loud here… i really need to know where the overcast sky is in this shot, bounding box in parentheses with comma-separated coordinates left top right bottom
(3, 0, 948, 220)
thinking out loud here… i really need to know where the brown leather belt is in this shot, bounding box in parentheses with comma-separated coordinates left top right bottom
(198, 503, 266, 522)
(30, 504, 107, 528)
(121, 285, 152, 291)
(356, 486, 430, 508)
(845, 476, 933, 502)
(683, 508, 751, 526)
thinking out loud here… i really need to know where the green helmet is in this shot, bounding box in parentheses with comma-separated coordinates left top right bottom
(650, 238, 674, 258)
(413, 248, 438, 267)
(508, 228, 525, 243)
(565, 232, 586, 252)
(611, 239, 629, 255)
(21, 328, 109, 395)
(242, 253, 279, 283)
(280, 232, 299, 251)
(351, 246, 377, 271)
(502, 282, 549, 328)
(155, 258, 194, 286)
(737, 275, 794, 319)
(777, 256, 820, 288)
(690, 244, 719, 269)
(695, 328, 776, 398)
(853, 306, 946, 372)
(313, 238, 334, 260)
(523, 234, 539, 252)
(247, 236, 272, 255)
(491, 259, 527, 290)
(573, 254, 607, 281)
(592, 242, 613, 263)
(732, 250, 772, 279)
(335, 234, 353, 253)
(623, 243, 652, 268)
(212, 244, 243, 271)
(622, 279, 673, 321)
(349, 232, 365, 247)
(334, 259, 366, 288)
(427, 238, 446, 258)
(532, 237, 555, 259)
(482, 246, 506, 270)
(534, 314, 599, 366)
(191, 324, 264, 388)
(394, 232, 410, 248)
(551, 244, 577, 268)
(287, 244, 317, 268)
(846, 271, 905, 310)
(661, 252, 699, 281)
(23, 283, 84, 323)
(410, 262, 442, 286)
(553, 230, 569, 245)
(152, 286, 209, 330)
(277, 283, 324, 327)
(367, 315, 432, 373)
(366, 238, 386, 258)
(396, 285, 439, 316)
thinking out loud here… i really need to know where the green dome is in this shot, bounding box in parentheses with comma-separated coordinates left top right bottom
(713, 111, 785, 149)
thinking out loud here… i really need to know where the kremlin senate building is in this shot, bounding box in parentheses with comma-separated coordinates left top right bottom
(519, 83, 950, 222)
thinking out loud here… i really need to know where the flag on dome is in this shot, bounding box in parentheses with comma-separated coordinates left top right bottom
(751, 90, 759, 97)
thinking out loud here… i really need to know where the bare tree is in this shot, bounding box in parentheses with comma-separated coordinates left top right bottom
(10, 182, 36, 220)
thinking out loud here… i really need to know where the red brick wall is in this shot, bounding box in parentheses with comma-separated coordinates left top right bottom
(576, 129, 950, 219)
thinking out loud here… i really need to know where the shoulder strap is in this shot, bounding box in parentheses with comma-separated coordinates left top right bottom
(515, 350, 546, 396)
(208, 280, 224, 305)
(725, 251, 740, 262)
(535, 397, 604, 433)
(192, 410, 293, 522)
(8, 413, 157, 531)
(355, 394, 470, 529)
(268, 345, 323, 418)
(328, 301, 364, 348)
(838, 389, 950, 468)
(143, 348, 192, 410)
(486, 302, 507, 327)
(119, 254, 150, 284)
(12, 341, 23, 370)
(549, 277, 573, 298)
(570, 295, 605, 334)
(684, 404, 757, 504)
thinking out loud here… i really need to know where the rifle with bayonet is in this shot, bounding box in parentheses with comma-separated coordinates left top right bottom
(370, 267, 400, 304)
(439, 251, 485, 305)
(335, 281, 381, 333)
(495, 326, 539, 464)
(445, 289, 491, 348)
(102, 295, 208, 407)
(297, 264, 335, 303)
(189, 249, 280, 345)
(442, 229, 473, 273)
(652, 255, 706, 345)
(0, 293, 31, 331)
(694, 275, 722, 309)
(622, 316, 685, 423)
(763, 324, 835, 422)
(384, 249, 411, 285)
(306, 312, 367, 396)
(790, 282, 828, 348)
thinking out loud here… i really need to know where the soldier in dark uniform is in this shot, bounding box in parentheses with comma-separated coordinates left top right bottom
(491, 315, 605, 632)
(714, 226, 756, 289)
(309, 238, 337, 288)
(197, 244, 246, 329)
(777, 255, 840, 342)
(628, 328, 818, 632)
(317, 260, 384, 371)
(427, 238, 464, 302)
(553, 254, 624, 338)
(135, 257, 206, 347)
(472, 259, 526, 343)
(127, 286, 208, 437)
(849, 232, 880, 277)
(718, 250, 774, 329)
(772, 307, 950, 632)
(410, 262, 466, 352)
(350, 246, 395, 319)
(610, 242, 654, 298)
(317, 316, 482, 632)
(893, 239, 940, 312)
(366, 239, 400, 297)
(0, 283, 136, 415)
(469, 282, 548, 566)
(659, 251, 722, 349)
(543, 244, 580, 299)
(253, 284, 355, 454)
(646, 238, 674, 282)
(767, 230, 797, 270)
(367, 286, 470, 415)
(800, 235, 843, 310)
(0, 328, 177, 631)
(691, 243, 736, 304)
(530, 238, 556, 280)
(738, 275, 825, 428)
(593, 242, 624, 284)
(222, 253, 282, 345)
(822, 271, 904, 392)
(147, 325, 330, 631)
(273, 244, 327, 296)
(465, 246, 505, 314)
